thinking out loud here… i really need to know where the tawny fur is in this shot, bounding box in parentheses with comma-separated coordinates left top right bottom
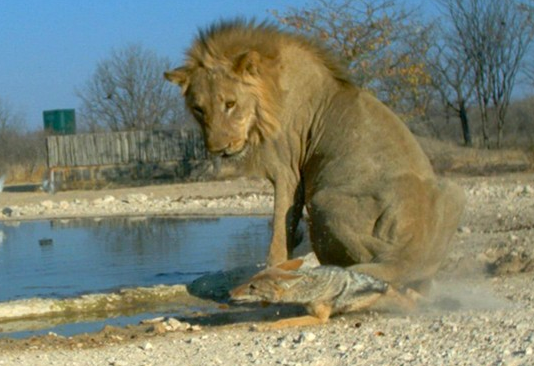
(165, 19, 465, 291)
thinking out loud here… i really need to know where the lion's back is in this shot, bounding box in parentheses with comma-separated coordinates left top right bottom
(303, 87, 435, 194)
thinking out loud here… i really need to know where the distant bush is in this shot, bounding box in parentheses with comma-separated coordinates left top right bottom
(408, 96, 534, 150)
(0, 97, 46, 183)
(0, 130, 46, 183)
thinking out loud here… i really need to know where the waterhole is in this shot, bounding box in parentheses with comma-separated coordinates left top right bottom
(0, 216, 270, 338)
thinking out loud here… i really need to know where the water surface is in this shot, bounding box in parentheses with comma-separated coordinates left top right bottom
(0, 216, 270, 302)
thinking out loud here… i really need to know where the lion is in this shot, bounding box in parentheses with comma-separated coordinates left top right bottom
(165, 20, 465, 293)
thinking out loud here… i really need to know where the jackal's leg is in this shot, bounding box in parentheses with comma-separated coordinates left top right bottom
(257, 303, 331, 330)
(257, 315, 328, 330)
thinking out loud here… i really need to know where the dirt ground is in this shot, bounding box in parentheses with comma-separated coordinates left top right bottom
(0, 178, 272, 214)
(1, 173, 534, 365)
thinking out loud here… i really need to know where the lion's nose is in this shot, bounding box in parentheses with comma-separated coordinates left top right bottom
(206, 140, 229, 155)
(205, 129, 230, 152)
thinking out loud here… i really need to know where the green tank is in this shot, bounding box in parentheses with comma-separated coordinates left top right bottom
(43, 109, 76, 135)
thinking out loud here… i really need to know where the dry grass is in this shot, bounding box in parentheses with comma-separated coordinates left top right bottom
(3, 164, 47, 184)
(417, 136, 533, 175)
(2, 137, 532, 188)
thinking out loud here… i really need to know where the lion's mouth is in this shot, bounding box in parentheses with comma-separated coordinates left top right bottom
(221, 141, 248, 159)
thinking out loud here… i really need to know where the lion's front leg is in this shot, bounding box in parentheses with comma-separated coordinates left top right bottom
(267, 179, 304, 267)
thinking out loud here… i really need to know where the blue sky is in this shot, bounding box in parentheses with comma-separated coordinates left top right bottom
(0, 0, 429, 131)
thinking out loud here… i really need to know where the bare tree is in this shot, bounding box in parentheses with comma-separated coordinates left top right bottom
(0, 97, 24, 135)
(272, 0, 434, 118)
(441, 0, 534, 148)
(0, 97, 25, 168)
(77, 44, 186, 131)
(427, 32, 475, 146)
(525, 60, 534, 88)
(0, 97, 44, 179)
(521, 2, 534, 89)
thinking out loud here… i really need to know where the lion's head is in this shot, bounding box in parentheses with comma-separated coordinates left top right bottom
(165, 21, 283, 158)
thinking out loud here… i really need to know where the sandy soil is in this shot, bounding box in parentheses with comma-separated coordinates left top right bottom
(0, 178, 274, 220)
(1, 174, 534, 366)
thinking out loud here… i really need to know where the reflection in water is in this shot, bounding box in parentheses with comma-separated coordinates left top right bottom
(0, 216, 271, 302)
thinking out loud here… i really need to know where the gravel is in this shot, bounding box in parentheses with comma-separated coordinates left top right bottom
(1, 191, 274, 220)
(1, 174, 534, 366)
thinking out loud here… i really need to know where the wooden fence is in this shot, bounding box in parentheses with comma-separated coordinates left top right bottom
(45, 129, 209, 189)
(46, 129, 207, 168)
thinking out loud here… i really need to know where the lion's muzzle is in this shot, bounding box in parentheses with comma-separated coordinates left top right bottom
(206, 138, 247, 158)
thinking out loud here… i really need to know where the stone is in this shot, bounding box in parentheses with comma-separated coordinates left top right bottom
(127, 193, 148, 203)
(459, 226, 471, 234)
(140, 316, 165, 324)
(166, 317, 183, 331)
(148, 322, 167, 334)
(1, 207, 13, 217)
(109, 359, 128, 366)
(102, 195, 116, 203)
(141, 342, 153, 350)
(41, 200, 55, 209)
(277, 337, 291, 348)
(297, 332, 316, 343)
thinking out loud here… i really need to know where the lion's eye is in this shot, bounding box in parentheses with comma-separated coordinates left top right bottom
(225, 101, 236, 110)
(192, 105, 204, 116)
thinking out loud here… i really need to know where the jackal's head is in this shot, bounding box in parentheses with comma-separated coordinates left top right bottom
(230, 259, 304, 303)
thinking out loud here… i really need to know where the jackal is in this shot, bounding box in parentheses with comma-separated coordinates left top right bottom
(230, 257, 415, 329)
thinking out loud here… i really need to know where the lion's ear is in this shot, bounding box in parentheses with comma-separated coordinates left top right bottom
(234, 51, 261, 76)
(164, 67, 190, 95)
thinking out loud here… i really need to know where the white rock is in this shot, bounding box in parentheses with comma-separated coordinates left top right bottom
(166, 317, 183, 331)
(277, 338, 291, 348)
(140, 316, 165, 324)
(102, 195, 115, 203)
(59, 201, 70, 209)
(125, 193, 148, 203)
(297, 332, 316, 343)
(40, 200, 55, 209)
(459, 226, 471, 234)
(92, 198, 104, 206)
(108, 359, 127, 366)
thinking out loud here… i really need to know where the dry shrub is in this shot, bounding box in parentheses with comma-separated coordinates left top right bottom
(0, 130, 46, 184)
(4, 164, 47, 184)
(417, 136, 533, 175)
